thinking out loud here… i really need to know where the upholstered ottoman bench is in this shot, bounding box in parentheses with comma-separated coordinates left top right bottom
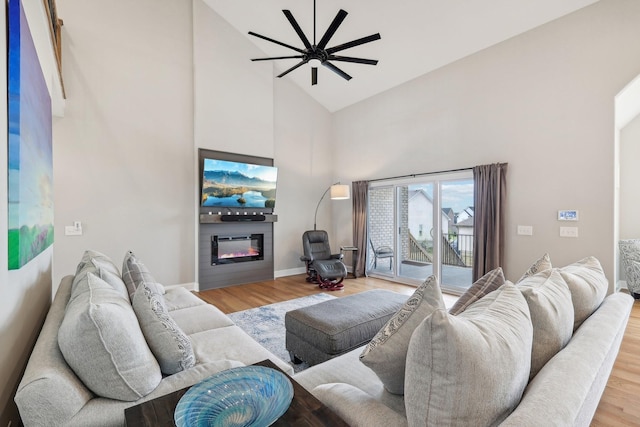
(285, 290, 407, 366)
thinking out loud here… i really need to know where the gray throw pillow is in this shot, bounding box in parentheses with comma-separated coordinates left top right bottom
(359, 275, 445, 395)
(97, 266, 130, 301)
(75, 249, 120, 276)
(517, 269, 574, 379)
(405, 283, 532, 427)
(559, 256, 608, 330)
(132, 280, 196, 375)
(72, 250, 122, 296)
(449, 267, 505, 315)
(58, 272, 162, 401)
(517, 253, 552, 283)
(122, 250, 156, 299)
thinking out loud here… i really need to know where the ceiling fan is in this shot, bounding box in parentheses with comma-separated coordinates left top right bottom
(248, 0, 381, 86)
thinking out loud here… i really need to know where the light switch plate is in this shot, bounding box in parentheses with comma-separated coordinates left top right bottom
(65, 225, 82, 236)
(517, 225, 533, 236)
(560, 226, 579, 238)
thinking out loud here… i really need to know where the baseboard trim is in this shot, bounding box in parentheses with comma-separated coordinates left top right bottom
(275, 267, 306, 278)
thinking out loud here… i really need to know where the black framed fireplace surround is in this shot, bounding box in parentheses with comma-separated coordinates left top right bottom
(211, 234, 264, 265)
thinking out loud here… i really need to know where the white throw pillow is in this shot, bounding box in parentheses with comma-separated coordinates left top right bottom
(559, 256, 608, 330)
(58, 273, 162, 401)
(359, 276, 444, 395)
(405, 283, 533, 427)
(132, 280, 196, 375)
(517, 269, 574, 379)
(448, 267, 505, 315)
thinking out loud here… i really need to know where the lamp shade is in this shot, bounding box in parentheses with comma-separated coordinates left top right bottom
(330, 184, 350, 200)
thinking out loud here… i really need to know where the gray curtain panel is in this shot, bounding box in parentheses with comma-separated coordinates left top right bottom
(352, 181, 369, 278)
(472, 163, 508, 282)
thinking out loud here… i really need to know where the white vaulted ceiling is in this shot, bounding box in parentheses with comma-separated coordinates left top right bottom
(203, 0, 600, 112)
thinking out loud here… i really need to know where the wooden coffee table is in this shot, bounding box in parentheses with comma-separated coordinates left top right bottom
(124, 359, 348, 426)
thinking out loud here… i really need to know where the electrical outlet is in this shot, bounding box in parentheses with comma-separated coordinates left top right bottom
(560, 226, 579, 238)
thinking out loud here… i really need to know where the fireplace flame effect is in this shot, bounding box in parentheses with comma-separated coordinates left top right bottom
(220, 248, 260, 259)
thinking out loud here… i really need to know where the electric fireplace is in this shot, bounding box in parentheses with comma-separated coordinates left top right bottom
(211, 234, 264, 265)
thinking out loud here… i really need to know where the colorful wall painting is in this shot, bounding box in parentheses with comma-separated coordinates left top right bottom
(7, 0, 54, 270)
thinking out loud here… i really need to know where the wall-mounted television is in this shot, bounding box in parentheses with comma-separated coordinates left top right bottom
(200, 158, 278, 209)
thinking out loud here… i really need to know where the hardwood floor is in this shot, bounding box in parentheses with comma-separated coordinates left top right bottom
(591, 297, 640, 426)
(196, 274, 419, 314)
(197, 274, 640, 426)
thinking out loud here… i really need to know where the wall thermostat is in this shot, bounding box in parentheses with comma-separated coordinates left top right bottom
(558, 210, 579, 221)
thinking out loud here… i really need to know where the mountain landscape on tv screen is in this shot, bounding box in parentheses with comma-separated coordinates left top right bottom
(202, 170, 276, 208)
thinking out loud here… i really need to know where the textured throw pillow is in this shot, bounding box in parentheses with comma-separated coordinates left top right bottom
(405, 283, 533, 427)
(75, 249, 120, 276)
(449, 267, 505, 315)
(619, 239, 640, 296)
(517, 269, 574, 379)
(122, 250, 156, 299)
(97, 266, 130, 300)
(72, 250, 122, 296)
(359, 276, 445, 395)
(58, 272, 162, 401)
(559, 256, 608, 330)
(517, 253, 552, 283)
(132, 280, 195, 375)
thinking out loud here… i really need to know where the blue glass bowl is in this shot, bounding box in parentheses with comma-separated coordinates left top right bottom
(174, 366, 294, 427)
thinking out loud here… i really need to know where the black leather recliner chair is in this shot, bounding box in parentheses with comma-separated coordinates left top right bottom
(300, 230, 347, 290)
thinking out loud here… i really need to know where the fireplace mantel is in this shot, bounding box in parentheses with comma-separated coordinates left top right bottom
(200, 214, 278, 224)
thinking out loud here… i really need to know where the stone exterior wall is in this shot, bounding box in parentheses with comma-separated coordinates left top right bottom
(368, 187, 409, 269)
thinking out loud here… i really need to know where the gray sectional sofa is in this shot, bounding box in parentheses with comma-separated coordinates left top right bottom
(15, 251, 634, 427)
(293, 256, 635, 426)
(15, 251, 293, 426)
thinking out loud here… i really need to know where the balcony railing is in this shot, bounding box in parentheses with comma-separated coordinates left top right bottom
(408, 232, 474, 268)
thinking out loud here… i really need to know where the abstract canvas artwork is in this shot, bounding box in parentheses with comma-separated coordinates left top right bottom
(7, 0, 54, 270)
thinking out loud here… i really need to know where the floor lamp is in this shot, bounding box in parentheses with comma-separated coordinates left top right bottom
(314, 182, 350, 230)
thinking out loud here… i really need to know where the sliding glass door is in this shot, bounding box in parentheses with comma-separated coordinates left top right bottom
(367, 172, 474, 293)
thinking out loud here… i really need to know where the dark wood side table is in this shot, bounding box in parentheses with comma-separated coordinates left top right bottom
(124, 359, 348, 426)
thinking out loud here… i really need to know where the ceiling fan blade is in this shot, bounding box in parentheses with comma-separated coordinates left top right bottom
(325, 33, 381, 55)
(316, 9, 348, 50)
(251, 55, 305, 62)
(312, 67, 318, 85)
(328, 55, 378, 66)
(248, 31, 306, 54)
(277, 60, 308, 78)
(283, 10, 312, 50)
(322, 61, 352, 81)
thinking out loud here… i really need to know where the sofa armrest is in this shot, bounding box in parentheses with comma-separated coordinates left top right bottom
(15, 276, 93, 426)
(500, 292, 634, 426)
(313, 383, 408, 427)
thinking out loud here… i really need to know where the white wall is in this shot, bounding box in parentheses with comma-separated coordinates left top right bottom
(193, 0, 274, 157)
(53, 0, 195, 288)
(331, 0, 640, 284)
(620, 114, 640, 239)
(273, 77, 334, 273)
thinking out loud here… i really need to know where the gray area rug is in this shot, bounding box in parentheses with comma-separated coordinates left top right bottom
(228, 293, 336, 373)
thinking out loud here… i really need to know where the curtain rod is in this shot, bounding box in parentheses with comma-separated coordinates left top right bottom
(367, 166, 473, 183)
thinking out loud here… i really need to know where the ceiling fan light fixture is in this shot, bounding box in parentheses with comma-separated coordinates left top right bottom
(249, 1, 381, 86)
